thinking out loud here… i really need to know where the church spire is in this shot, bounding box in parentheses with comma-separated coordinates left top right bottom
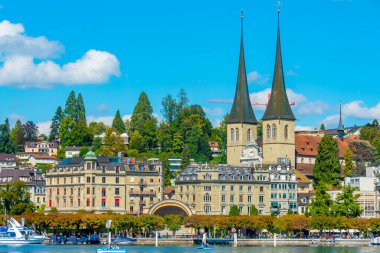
(337, 102, 344, 140)
(228, 10, 257, 125)
(262, 7, 295, 121)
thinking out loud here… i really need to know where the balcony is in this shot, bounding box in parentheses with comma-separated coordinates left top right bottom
(139, 180, 147, 187)
(129, 191, 156, 197)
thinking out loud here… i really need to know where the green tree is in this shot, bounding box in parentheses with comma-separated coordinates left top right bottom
(312, 135, 341, 188)
(164, 215, 184, 238)
(92, 137, 102, 153)
(350, 141, 376, 176)
(320, 123, 326, 131)
(57, 147, 65, 159)
(49, 106, 64, 141)
(160, 153, 171, 186)
(181, 145, 190, 171)
(0, 181, 35, 215)
(112, 110, 126, 133)
(64, 91, 77, 119)
(129, 130, 144, 152)
(332, 185, 363, 218)
(307, 184, 333, 217)
(130, 92, 158, 151)
(250, 205, 259, 216)
(59, 116, 75, 147)
(97, 127, 126, 156)
(344, 147, 353, 177)
(76, 93, 86, 123)
(88, 122, 107, 136)
(161, 94, 177, 124)
(172, 132, 183, 153)
(71, 120, 93, 146)
(37, 204, 46, 215)
(11, 119, 25, 152)
(22, 121, 39, 141)
(229, 205, 240, 216)
(49, 207, 58, 214)
(0, 119, 16, 154)
(79, 147, 90, 157)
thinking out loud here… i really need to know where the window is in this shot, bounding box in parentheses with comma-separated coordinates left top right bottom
(64, 178, 66, 184)
(102, 188, 106, 197)
(266, 125, 271, 139)
(221, 206, 226, 214)
(283, 193, 287, 199)
(101, 199, 106, 207)
(239, 186, 243, 192)
(78, 199, 81, 207)
(271, 193, 277, 199)
(248, 186, 252, 192)
(231, 128, 235, 141)
(57, 189, 59, 195)
(92, 198, 95, 207)
(248, 195, 252, 203)
(204, 206, 211, 214)
(92, 177, 95, 183)
(259, 196, 264, 203)
(78, 188, 80, 197)
(239, 206, 243, 213)
(204, 186, 211, 191)
(150, 177, 154, 183)
(130, 206, 134, 213)
(221, 195, 225, 203)
(116, 177, 119, 184)
(115, 188, 119, 195)
(247, 129, 251, 142)
(102, 177, 106, 184)
(260, 186, 264, 192)
(230, 195, 234, 202)
(272, 124, 277, 139)
(87, 177, 91, 183)
(49, 199, 52, 207)
(64, 188, 66, 195)
(115, 199, 120, 207)
(70, 198, 73, 207)
(115, 166, 120, 174)
(204, 193, 211, 203)
(284, 125, 288, 139)
(63, 199, 66, 207)
(71, 188, 73, 195)
(57, 178, 59, 184)
(86, 198, 90, 207)
(235, 128, 239, 141)
(221, 186, 226, 191)
(230, 186, 234, 191)
(71, 177, 73, 184)
(93, 187, 95, 194)
(193, 195, 196, 202)
(239, 195, 243, 203)
(87, 188, 90, 194)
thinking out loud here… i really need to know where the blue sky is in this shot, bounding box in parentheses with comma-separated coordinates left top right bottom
(0, 0, 379, 134)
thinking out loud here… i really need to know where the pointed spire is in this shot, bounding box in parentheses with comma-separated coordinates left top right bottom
(338, 102, 344, 131)
(228, 10, 257, 125)
(262, 6, 295, 121)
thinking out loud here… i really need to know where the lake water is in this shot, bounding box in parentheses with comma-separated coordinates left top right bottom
(0, 245, 378, 253)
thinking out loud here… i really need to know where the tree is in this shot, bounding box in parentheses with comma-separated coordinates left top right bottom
(176, 88, 189, 114)
(71, 120, 93, 146)
(129, 130, 144, 152)
(0, 181, 35, 215)
(307, 184, 333, 217)
(130, 92, 158, 151)
(49, 106, 64, 141)
(0, 119, 16, 154)
(164, 215, 184, 238)
(112, 110, 126, 133)
(344, 147, 353, 177)
(59, 116, 75, 147)
(161, 94, 177, 124)
(92, 137, 102, 154)
(250, 205, 259, 216)
(312, 135, 341, 188)
(160, 153, 171, 187)
(49, 207, 58, 214)
(11, 119, 25, 151)
(229, 205, 240, 216)
(37, 204, 46, 215)
(181, 145, 190, 171)
(372, 119, 379, 128)
(57, 148, 65, 159)
(23, 121, 39, 141)
(350, 141, 376, 176)
(79, 147, 90, 157)
(333, 185, 363, 218)
(76, 93, 86, 123)
(320, 123, 326, 131)
(88, 122, 107, 136)
(97, 127, 126, 156)
(64, 91, 77, 120)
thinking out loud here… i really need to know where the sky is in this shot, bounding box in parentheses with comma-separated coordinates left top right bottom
(0, 0, 379, 135)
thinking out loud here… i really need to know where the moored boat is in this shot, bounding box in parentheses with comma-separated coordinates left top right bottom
(371, 237, 380, 245)
(0, 218, 45, 244)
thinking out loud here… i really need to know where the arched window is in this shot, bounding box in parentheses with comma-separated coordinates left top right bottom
(235, 128, 239, 141)
(266, 125, 271, 139)
(272, 124, 277, 139)
(284, 125, 288, 139)
(247, 129, 251, 142)
(231, 128, 235, 141)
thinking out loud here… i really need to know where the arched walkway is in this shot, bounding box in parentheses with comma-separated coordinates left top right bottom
(148, 199, 193, 217)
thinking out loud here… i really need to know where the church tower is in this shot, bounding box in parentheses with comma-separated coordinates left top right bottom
(337, 103, 344, 141)
(262, 9, 296, 166)
(227, 11, 258, 166)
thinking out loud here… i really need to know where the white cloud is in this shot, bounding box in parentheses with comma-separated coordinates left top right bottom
(0, 20, 63, 59)
(0, 20, 120, 88)
(285, 70, 297, 76)
(342, 100, 380, 119)
(295, 125, 316, 131)
(88, 114, 132, 126)
(320, 114, 340, 129)
(97, 104, 108, 113)
(297, 100, 329, 115)
(203, 107, 225, 116)
(36, 121, 51, 136)
(122, 115, 132, 122)
(247, 71, 269, 84)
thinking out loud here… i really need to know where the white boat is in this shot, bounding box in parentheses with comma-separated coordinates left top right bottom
(371, 237, 380, 245)
(0, 218, 46, 244)
(96, 219, 126, 253)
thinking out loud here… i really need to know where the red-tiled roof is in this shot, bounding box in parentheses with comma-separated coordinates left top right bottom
(295, 163, 314, 177)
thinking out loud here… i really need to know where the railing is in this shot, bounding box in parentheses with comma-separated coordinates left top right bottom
(129, 191, 156, 196)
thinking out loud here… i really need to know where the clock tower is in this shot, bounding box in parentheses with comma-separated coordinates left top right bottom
(227, 12, 258, 166)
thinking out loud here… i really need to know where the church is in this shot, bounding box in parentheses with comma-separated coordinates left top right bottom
(227, 10, 296, 168)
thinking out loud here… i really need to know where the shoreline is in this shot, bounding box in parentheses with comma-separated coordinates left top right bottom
(135, 238, 372, 246)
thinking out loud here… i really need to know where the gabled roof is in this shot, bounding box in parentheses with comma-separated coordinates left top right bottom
(262, 12, 295, 121)
(228, 14, 257, 125)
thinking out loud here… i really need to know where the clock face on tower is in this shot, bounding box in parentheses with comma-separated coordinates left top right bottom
(240, 142, 262, 166)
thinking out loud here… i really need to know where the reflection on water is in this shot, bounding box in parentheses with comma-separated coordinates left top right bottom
(0, 245, 378, 253)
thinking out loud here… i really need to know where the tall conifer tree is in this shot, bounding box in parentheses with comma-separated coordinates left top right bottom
(112, 110, 126, 133)
(64, 91, 77, 119)
(76, 93, 86, 123)
(11, 119, 25, 151)
(49, 106, 64, 141)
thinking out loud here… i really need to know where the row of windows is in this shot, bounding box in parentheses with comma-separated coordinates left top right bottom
(266, 124, 289, 139)
(220, 195, 265, 203)
(270, 193, 296, 199)
(230, 128, 253, 142)
(271, 183, 297, 190)
(49, 198, 121, 208)
(179, 185, 267, 192)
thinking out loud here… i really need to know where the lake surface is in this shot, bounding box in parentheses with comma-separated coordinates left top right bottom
(0, 245, 379, 253)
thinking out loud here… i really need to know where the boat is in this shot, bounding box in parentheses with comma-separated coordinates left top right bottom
(197, 233, 213, 250)
(112, 236, 137, 245)
(0, 217, 46, 244)
(371, 237, 380, 245)
(96, 219, 127, 253)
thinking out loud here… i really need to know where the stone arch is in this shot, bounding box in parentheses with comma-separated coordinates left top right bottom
(149, 199, 193, 217)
